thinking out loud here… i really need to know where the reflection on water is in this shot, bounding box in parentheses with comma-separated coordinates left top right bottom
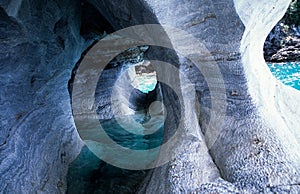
(268, 62, 300, 90)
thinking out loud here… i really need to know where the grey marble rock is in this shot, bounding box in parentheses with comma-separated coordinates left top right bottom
(0, 1, 89, 193)
(1, 0, 300, 193)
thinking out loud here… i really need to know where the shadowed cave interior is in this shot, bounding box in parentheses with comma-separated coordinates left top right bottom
(67, 2, 167, 193)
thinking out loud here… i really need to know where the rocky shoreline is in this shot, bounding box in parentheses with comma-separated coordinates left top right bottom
(264, 23, 300, 62)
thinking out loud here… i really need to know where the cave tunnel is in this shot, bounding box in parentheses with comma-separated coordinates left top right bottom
(68, 42, 168, 192)
(68, 2, 168, 193)
(1, 0, 300, 193)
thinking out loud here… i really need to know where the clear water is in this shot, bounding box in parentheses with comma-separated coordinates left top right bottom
(67, 146, 149, 194)
(135, 74, 157, 93)
(267, 62, 300, 90)
(67, 113, 164, 193)
(100, 116, 164, 150)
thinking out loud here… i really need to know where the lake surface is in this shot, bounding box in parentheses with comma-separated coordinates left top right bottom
(67, 114, 164, 194)
(268, 62, 300, 90)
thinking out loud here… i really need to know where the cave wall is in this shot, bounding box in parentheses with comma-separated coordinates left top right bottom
(1, 0, 300, 193)
(0, 0, 89, 192)
(94, 47, 161, 120)
(94, 61, 161, 120)
(141, 0, 300, 193)
(143, 0, 300, 193)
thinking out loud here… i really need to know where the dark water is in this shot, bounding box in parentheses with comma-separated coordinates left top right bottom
(268, 62, 300, 90)
(67, 115, 164, 194)
(100, 117, 164, 150)
(67, 146, 149, 194)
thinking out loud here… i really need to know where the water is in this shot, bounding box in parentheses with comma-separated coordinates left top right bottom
(100, 116, 164, 150)
(135, 74, 157, 93)
(67, 146, 149, 194)
(267, 62, 300, 90)
(132, 73, 157, 93)
(67, 113, 164, 194)
(137, 63, 300, 92)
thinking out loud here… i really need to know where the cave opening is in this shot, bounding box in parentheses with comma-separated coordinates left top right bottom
(129, 61, 158, 94)
(263, 0, 300, 91)
(68, 7, 165, 191)
(68, 45, 165, 193)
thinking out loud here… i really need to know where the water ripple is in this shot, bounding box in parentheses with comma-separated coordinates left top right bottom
(267, 62, 300, 90)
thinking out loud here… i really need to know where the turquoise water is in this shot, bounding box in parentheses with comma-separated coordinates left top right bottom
(134, 74, 157, 93)
(101, 116, 164, 150)
(67, 114, 164, 193)
(138, 81, 157, 93)
(137, 63, 300, 92)
(267, 62, 300, 90)
(136, 63, 300, 92)
(67, 146, 149, 194)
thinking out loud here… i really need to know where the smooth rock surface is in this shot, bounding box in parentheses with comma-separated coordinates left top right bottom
(1, 0, 300, 193)
(0, 1, 88, 192)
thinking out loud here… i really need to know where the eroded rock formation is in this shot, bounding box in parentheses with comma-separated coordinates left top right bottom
(0, 0, 300, 193)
